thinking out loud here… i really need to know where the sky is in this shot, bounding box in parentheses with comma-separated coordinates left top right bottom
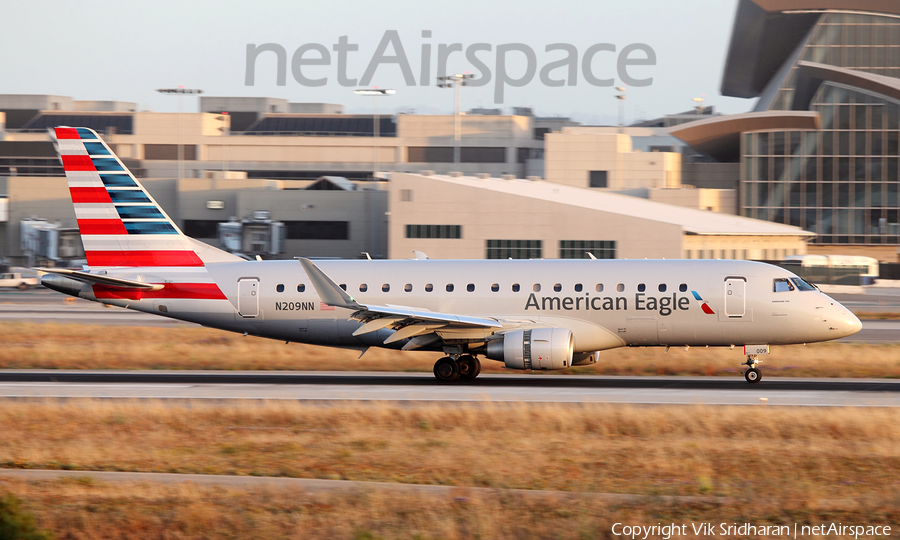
(0, 0, 758, 125)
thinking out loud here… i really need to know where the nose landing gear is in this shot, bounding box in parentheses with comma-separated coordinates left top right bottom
(742, 355, 762, 384)
(433, 355, 482, 382)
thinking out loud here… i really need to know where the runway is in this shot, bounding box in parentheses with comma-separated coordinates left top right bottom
(0, 371, 898, 407)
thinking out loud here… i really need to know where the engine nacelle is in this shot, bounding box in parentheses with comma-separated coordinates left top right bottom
(486, 328, 574, 370)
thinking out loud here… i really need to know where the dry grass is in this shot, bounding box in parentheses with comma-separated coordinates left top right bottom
(1, 321, 899, 378)
(1, 400, 900, 504)
(2, 476, 897, 540)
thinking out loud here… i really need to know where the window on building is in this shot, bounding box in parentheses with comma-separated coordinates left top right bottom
(486, 239, 542, 259)
(685, 250, 692, 259)
(400, 189, 413, 202)
(182, 220, 219, 238)
(589, 170, 608, 188)
(285, 221, 349, 240)
(559, 240, 615, 259)
(144, 144, 196, 160)
(405, 224, 462, 239)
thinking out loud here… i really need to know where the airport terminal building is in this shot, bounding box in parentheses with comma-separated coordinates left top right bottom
(671, 0, 900, 260)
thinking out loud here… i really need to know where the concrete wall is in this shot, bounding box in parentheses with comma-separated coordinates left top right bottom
(544, 131, 682, 190)
(387, 173, 685, 260)
(681, 235, 807, 260)
(681, 162, 741, 190)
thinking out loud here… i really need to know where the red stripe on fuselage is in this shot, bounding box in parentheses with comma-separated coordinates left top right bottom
(701, 303, 715, 315)
(70, 187, 112, 204)
(77, 219, 127, 235)
(93, 282, 226, 301)
(62, 155, 95, 171)
(85, 250, 204, 267)
(55, 128, 80, 140)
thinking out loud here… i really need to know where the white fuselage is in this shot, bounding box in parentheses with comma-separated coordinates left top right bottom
(67, 259, 862, 353)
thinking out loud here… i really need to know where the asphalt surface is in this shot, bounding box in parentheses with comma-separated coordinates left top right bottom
(0, 371, 898, 406)
(0, 469, 726, 504)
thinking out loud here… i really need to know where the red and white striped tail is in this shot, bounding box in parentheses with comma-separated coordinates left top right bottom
(54, 127, 236, 268)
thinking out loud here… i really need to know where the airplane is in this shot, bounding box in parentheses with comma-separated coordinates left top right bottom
(39, 127, 862, 384)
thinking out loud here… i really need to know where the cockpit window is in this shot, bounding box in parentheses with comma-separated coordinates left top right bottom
(773, 278, 794, 292)
(790, 277, 816, 291)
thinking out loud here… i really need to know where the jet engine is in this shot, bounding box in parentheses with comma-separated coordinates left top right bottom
(486, 328, 574, 370)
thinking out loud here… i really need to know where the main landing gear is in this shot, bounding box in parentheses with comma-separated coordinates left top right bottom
(433, 355, 482, 383)
(742, 355, 762, 384)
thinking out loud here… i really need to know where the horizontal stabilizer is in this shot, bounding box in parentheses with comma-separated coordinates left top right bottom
(37, 268, 164, 291)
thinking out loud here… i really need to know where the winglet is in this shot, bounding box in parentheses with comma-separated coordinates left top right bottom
(298, 258, 361, 309)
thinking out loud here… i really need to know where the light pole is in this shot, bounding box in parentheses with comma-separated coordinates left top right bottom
(615, 86, 626, 133)
(437, 74, 474, 166)
(692, 96, 706, 115)
(156, 87, 203, 181)
(354, 88, 395, 180)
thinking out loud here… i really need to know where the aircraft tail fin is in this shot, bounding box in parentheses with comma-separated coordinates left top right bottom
(53, 127, 240, 267)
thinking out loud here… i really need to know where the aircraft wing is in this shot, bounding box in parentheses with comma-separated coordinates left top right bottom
(37, 268, 164, 291)
(298, 258, 505, 348)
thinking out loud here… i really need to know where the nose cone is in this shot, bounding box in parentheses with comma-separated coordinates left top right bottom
(829, 302, 862, 337)
(843, 310, 863, 337)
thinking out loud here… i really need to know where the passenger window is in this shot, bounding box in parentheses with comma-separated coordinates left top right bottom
(595, 284, 603, 292)
(339, 284, 347, 291)
(359, 284, 368, 293)
(616, 283, 624, 293)
(297, 284, 306, 293)
(658, 284, 667, 292)
(533, 284, 541, 292)
(404, 284, 413, 292)
(553, 283, 562, 292)
(425, 283, 434, 292)
(446, 284, 454, 292)
(382, 284, 390, 292)
(276, 284, 284, 293)
(467, 284, 475, 292)
(512, 283, 520, 292)
(574, 283, 583, 292)
(491, 283, 499, 292)
(679, 283, 687, 292)
(637, 283, 646, 292)
(773, 278, 794, 292)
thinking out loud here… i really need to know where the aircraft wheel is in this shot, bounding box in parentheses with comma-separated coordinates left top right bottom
(433, 357, 460, 382)
(457, 355, 481, 380)
(744, 368, 762, 384)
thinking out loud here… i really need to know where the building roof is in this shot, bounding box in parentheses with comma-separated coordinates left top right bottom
(410, 174, 815, 237)
(720, 0, 900, 99)
(668, 110, 820, 162)
(792, 61, 900, 109)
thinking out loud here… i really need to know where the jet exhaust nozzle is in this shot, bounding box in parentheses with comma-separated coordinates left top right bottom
(41, 274, 85, 298)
